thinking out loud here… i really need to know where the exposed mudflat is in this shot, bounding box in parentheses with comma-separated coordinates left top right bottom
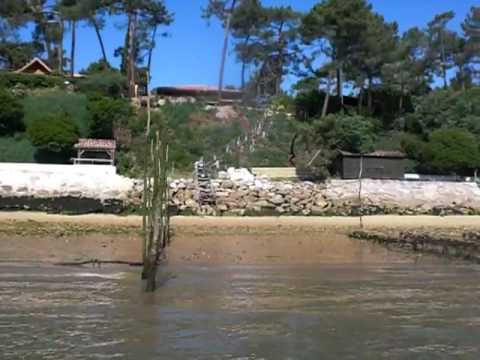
(1, 212, 480, 265)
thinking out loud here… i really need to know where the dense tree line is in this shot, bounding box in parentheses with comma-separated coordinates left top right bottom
(0, 0, 173, 95)
(204, 0, 480, 176)
(0, 1, 480, 176)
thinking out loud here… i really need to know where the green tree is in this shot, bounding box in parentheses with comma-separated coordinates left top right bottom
(426, 11, 457, 89)
(27, 112, 79, 162)
(111, 0, 172, 97)
(59, 0, 85, 77)
(203, 0, 240, 98)
(230, 0, 266, 89)
(402, 88, 480, 137)
(301, 0, 374, 107)
(247, 6, 300, 96)
(0, 89, 24, 135)
(427, 128, 480, 174)
(382, 27, 431, 113)
(349, 13, 398, 114)
(88, 97, 133, 138)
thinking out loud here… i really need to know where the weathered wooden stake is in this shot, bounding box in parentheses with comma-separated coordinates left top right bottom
(358, 154, 364, 229)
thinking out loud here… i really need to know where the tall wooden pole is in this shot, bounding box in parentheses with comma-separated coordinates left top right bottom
(358, 155, 364, 229)
(218, 0, 237, 101)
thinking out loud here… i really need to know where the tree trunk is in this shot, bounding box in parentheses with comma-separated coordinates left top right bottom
(336, 66, 343, 108)
(147, 26, 158, 76)
(358, 88, 364, 115)
(127, 11, 137, 98)
(241, 62, 247, 90)
(367, 77, 373, 115)
(218, 0, 237, 101)
(70, 20, 76, 77)
(240, 35, 251, 90)
(321, 74, 332, 118)
(91, 17, 108, 64)
(58, 19, 64, 74)
(459, 65, 466, 91)
(399, 94, 404, 114)
(440, 32, 448, 89)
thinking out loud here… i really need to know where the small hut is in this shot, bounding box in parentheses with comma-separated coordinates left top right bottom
(15, 57, 53, 76)
(73, 139, 116, 166)
(338, 150, 406, 180)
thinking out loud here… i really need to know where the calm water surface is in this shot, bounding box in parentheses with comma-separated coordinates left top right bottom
(1, 257, 480, 359)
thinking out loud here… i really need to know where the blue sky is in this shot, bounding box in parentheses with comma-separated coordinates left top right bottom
(38, 1, 478, 89)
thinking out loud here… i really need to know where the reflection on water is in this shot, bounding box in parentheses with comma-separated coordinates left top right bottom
(1, 259, 480, 359)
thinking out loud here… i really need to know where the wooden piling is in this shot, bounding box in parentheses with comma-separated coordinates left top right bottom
(142, 129, 170, 292)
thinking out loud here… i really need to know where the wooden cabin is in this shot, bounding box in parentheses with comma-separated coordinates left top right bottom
(338, 150, 406, 180)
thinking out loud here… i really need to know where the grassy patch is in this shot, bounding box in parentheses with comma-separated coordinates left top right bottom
(0, 135, 35, 162)
(21, 90, 90, 136)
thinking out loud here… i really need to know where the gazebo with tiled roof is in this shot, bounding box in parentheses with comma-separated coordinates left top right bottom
(73, 139, 116, 165)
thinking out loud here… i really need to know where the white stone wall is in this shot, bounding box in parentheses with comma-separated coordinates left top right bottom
(0, 163, 140, 201)
(0, 163, 479, 215)
(325, 180, 480, 209)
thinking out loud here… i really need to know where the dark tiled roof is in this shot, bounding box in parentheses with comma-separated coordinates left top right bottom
(74, 138, 116, 150)
(339, 150, 406, 158)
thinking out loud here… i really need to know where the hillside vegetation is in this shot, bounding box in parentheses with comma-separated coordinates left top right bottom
(0, 1, 479, 177)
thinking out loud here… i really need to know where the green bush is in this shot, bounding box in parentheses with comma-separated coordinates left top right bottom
(21, 91, 90, 136)
(88, 97, 133, 139)
(27, 113, 79, 163)
(401, 129, 480, 175)
(0, 72, 64, 89)
(402, 88, 480, 137)
(76, 71, 127, 97)
(81, 60, 115, 74)
(427, 128, 480, 175)
(0, 135, 35, 163)
(0, 88, 24, 135)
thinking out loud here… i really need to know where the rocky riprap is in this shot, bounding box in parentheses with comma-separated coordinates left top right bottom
(1, 164, 480, 216)
(351, 229, 480, 263)
(169, 175, 480, 216)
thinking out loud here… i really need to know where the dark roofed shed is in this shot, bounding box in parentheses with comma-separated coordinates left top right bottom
(338, 150, 406, 180)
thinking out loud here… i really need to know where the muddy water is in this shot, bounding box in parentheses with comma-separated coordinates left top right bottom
(1, 254, 480, 358)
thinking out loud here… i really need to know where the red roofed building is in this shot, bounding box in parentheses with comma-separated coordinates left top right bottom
(154, 84, 243, 104)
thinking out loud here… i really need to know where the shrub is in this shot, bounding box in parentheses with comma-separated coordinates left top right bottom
(0, 88, 24, 135)
(76, 71, 127, 97)
(402, 88, 480, 137)
(21, 91, 90, 136)
(427, 128, 480, 174)
(401, 129, 480, 175)
(0, 72, 64, 89)
(27, 113, 79, 163)
(88, 97, 134, 139)
(333, 115, 378, 153)
(0, 135, 35, 163)
(81, 60, 115, 74)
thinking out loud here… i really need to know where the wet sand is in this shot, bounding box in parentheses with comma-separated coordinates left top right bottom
(1, 212, 480, 265)
(3, 212, 480, 228)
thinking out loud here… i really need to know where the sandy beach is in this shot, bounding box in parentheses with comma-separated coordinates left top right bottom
(2, 212, 480, 228)
(1, 212, 480, 266)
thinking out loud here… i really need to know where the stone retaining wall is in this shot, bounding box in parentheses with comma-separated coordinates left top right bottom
(170, 177, 480, 216)
(0, 164, 142, 214)
(0, 164, 479, 215)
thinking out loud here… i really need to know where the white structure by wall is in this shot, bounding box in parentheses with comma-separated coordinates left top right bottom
(0, 163, 117, 176)
(0, 163, 139, 201)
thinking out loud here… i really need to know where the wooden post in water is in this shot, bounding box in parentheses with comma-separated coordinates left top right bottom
(142, 130, 170, 292)
(141, 70, 170, 291)
(358, 154, 364, 229)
